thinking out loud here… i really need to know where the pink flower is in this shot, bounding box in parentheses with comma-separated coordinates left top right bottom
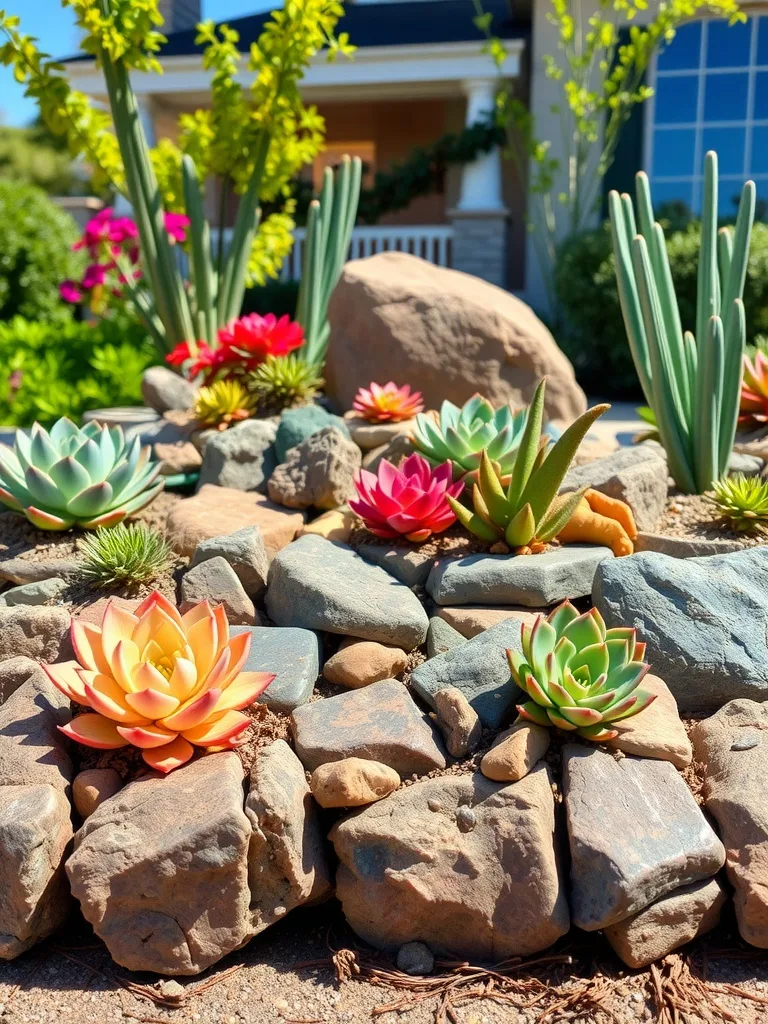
(353, 382, 424, 423)
(350, 453, 464, 543)
(217, 314, 304, 366)
(82, 264, 108, 289)
(60, 280, 83, 304)
(164, 212, 190, 244)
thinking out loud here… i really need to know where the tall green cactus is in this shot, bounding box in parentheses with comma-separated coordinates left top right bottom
(609, 151, 755, 494)
(296, 156, 362, 367)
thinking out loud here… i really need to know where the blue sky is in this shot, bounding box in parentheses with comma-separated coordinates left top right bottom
(0, 0, 270, 127)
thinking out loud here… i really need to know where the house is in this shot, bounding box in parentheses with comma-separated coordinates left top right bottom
(64, 0, 768, 312)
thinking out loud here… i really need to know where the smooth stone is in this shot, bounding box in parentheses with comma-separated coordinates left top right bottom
(290, 678, 447, 776)
(181, 556, 258, 625)
(437, 605, 537, 638)
(480, 722, 550, 783)
(73, 768, 124, 819)
(396, 941, 435, 976)
(324, 637, 408, 689)
(560, 446, 668, 532)
(155, 440, 202, 475)
(690, 700, 768, 947)
(358, 542, 436, 589)
(309, 758, 400, 808)
(230, 625, 320, 712)
(197, 418, 278, 493)
(634, 532, 743, 558)
(0, 577, 69, 607)
(0, 605, 72, 663)
(607, 674, 692, 769)
(0, 557, 79, 585)
(267, 535, 428, 651)
(268, 426, 360, 510)
(362, 433, 415, 473)
(433, 687, 482, 758)
(344, 415, 416, 451)
(275, 405, 350, 463)
(594, 547, 768, 714)
(141, 366, 198, 413)
(427, 546, 613, 608)
(410, 619, 524, 730)
(166, 484, 305, 559)
(302, 507, 355, 544)
(189, 526, 269, 598)
(563, 746, 725, 931)
(603, 878, 726, 969)
(728, 451, 764, 476)
(330, 765, 570, 959)
(426, 616, 466, 658)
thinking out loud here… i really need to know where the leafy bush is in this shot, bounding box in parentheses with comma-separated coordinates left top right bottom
(554, 221, 768, 398)
(0, 181, 83, 323)
(0, 317, 158, 427)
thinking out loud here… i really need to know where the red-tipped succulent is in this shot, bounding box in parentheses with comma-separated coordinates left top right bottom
(350, 453, 464, 542)
(740, 351, 768, 428)
(352, 381, 425, 422)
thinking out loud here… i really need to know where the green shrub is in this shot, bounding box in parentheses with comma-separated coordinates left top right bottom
(0, 317, 159, 427)
(554, 220, 768, 399)
(0, 181, 83, 323)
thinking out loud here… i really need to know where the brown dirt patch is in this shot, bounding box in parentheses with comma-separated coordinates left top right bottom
(657, 491, 767, 548)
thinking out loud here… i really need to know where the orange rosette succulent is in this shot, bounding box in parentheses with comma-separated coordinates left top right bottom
(352, 381, 424, 423)
(43, 591, 275, 773)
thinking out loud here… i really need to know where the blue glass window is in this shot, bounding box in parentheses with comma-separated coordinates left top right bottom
(752, 127, 768, 176)
(703, 73, 749, 121)
(702, 127, 745, 175)
(757, 17, 768, 64)
(706, 18, 751, 68)
(650, 181, 695, 215)
(653, 130, 697, 177)
(719, 178, 748, 217)
(658, 22, 701, 71)
(655, 75, 699, 124)
(755, 72, 768, 120)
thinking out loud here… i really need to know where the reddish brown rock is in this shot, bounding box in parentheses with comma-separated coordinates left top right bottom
(438, 606, 538, 639)
(73, 769, 124, 819)
(323, 638, 408, 689)
(433, 687, 482, 758)
(0, 605, 72, 663)
(74, 596, 139, 627)
(608, 674, 692, 769)
(166, 484, 304, 558)
(310, 758, 400, 808)
(481, 722, 550, 783)
(302, 507, 355, 544)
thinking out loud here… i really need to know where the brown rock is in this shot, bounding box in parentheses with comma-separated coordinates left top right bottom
(604, 878, 726, 969)
(323, 637, 408, 689)
(438, 605, 538, 639)
(343, 413, 416, 451)
(330, 765, 569, 959)
(325, 252, 586, 421)
(74, 596, 139, 627)
(481, 722, 550, 783)
(0, 557, 79, 585)
(690, 700, 768, 947)
(433, 687, 482, 758)
(0, 669, 72, 791)
(155, 440, 202, 475)
(310, 758, 400, 808)
(0, 656, 48, 705)
(302, 507, 355, 544)
(268, 427, 361, 510)
(73, 769, 124, 819)
(0, 605, 72, 663)
(608, 674, 692, 769)
(166, 484, 304, 558)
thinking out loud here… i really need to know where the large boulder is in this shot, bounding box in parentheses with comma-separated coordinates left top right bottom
(325, 253, 586, 420)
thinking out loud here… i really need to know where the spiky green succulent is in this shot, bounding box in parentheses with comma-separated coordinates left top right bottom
(0, 418, 163, 531)
(411, 393, 528, 483)
(509, 601, 655, 741)
(78, 522, 174, 587)
(248, 354, 324, 413)
(447, 380, 608, 549)
(710, 473, 768, 534)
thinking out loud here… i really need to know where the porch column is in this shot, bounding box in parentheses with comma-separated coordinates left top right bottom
(450, 77, 509, 289)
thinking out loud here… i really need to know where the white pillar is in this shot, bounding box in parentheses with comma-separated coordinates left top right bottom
(456, 78, 505, 213)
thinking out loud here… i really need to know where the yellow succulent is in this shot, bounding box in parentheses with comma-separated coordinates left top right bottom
(193, 379, 256, 430)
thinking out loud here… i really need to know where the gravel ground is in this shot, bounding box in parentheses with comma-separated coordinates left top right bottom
(657, 491, 767, 548)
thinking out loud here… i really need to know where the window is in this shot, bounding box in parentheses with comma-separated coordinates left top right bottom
(646, 16, 768, 217)
(313, 142, 376, 192)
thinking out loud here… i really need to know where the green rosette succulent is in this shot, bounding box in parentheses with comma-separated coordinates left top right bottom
(710, 473, 768, 535)
(0, 418, 164, 531)
(411, 393, 528, 483)
(508, 601, 655, 742)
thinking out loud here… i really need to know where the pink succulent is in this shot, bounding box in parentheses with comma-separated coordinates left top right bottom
(350, 453, 464, 543)
(353, 381, 424, 423)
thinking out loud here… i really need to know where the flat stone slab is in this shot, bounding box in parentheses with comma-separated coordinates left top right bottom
(330, 765, 569, 959)
(290, 678, 447, 775)
(607, 674, 693, 769)
(357, 543, 436, 589)
(594, 546, 768, 714)
(690, 699, 768, 948)
(267, 535, 428, 650)
(230, 625, 320, 711)
(437, 605, 537, 638)
(427, 546, 613, 608)
(563, 746, 725, 931)
(410, 618, 524, 729)
(635, 532, 742, 558)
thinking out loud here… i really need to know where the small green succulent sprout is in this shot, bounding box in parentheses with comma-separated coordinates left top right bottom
(508, 601, 655, 742)
(0, 418, 163, 531)
(446, 380, 609, 550)
(78, 522, 174, 587)
(248, 354, 324, 414)
(411, 393, 528, 483)
(710, 473, 768, 534)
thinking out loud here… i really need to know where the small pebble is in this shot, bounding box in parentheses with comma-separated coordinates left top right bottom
(427, 798, 442, 812)
(456, 805, 476, 832)
(396, 941, 435, 976)
(732, 732, 760, 751)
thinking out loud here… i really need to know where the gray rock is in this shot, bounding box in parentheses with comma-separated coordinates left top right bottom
(330, 765, 570, 959)
(358, 542, 436, 589)
(181, 556, 258, 625)
(268, 427, 361, 510)
(410, 619, 523, 729)
(362, 433, 415, 473)
(0, 605, 72, 663)
(427, 546, 613, 608)
(230, 625, 320, 712)
(0, 577, 69, 607)
(634, 532, 743, 557)
(141, 366, 198, 413)
(246, 740, 332, 934)
(563, 746, 725, 931)
(594, 546, 768, 713)
(290, 678, 447, 775)
(197, 418, 278, 493)
(397, 942, 435, 975)
(267, 535, 428, 650)
(275, 405, 350, 463)
(728, 451, 764, 476)
(0, 558, 79, 585)
(426, 616, 466, 659)
(561, 446, 668, 532)
(190, 526, 269, 598)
